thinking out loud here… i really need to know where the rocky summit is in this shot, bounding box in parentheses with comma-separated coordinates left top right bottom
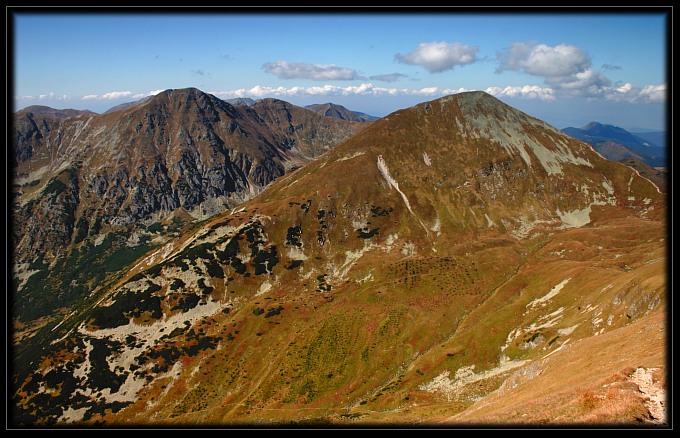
(305, 102, 379, 123)
(11, 91, 667, 427)
(11, 88, 363, 327)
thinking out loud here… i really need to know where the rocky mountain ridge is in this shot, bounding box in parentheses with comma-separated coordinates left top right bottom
(11, 88, 364, 324)
(11, 91, 667, 426)
(562, 122, 666, 167)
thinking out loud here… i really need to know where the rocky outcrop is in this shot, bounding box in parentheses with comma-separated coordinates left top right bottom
(11, 88, 364, 323)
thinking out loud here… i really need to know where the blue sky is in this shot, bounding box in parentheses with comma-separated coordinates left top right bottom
(12, 10, 668, 131)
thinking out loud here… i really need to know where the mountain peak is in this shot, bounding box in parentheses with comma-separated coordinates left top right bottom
(159, 87, 203, 97)
(225, 97, 257, 107)
(446, 89, 495, 102)
(583, 121, 604, 130)
(116, 87, 235, 119)
(562, 121, 666, 167)
(451, 89, 510, 107)
(413, 91, 515, 117)
(582, 121, 627, 133)
(306, 102, 378, 123)
(152, 87, 218, 104)
(253, 97, 293, 106)
(16, 105, 96, 119)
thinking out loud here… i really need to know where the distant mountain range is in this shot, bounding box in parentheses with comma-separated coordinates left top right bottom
(17, 105, 96, 119)
(562, 122, 666, 167)
(305, 102, 379, 123)
(102, 97, 154, 114)
(632, 131, 666, 149)
(225, 97, 257, 107)
(103, 98, 378, 123)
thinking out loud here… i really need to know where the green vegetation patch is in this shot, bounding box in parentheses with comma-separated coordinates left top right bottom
(14, 230, 156, 323)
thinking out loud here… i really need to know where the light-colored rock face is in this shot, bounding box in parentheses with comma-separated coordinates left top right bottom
(457, 92, 593, 176)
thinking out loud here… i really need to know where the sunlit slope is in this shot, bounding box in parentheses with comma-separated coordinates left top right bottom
(12, 91, 666, 426)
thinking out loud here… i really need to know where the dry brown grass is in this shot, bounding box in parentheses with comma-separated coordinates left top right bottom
(576, 384, 651, 425)
(441, 307, 666, 426)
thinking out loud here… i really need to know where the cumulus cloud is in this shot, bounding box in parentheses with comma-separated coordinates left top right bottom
(81, 90, 163, 101)
(209, 83, 471, 99)
(497, 42, 591, 77)
(395, 42, 479, 73)
(496, 41, 664, 104)
(101, 91, 133, 100)
(485, 85, 555, 101)
(497, 41, 617, 99)
(263, 60, 364, 80)
(640, 84, 666, 102)
(37, 92, 68, 100)
(369, 73, 408, 82)
(132, 89, 164, 99)
(212, 83, 383, 99)
(211, 84, 484, 101)
(605, 83, 666, 103)
(545, 69, 612, 97)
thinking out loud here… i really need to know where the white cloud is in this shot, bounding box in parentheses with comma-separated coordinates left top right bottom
(485, 85, 555, 101)
(545, 69, 611, 97)
(396, 42, 479, 73)
(639, 84, 666, 103)
(132, 89, 164, 99)
(209, 83, 473, 100)
(497, 42, 591, 77)
(414, 86, 439, 95)
(616, 83, 634, 93)
(212, 83, 380, 98)
(81, 90, 163, 101)
(100, 91, 133, 100)
(37, 92, 68, 100)
(605, 82, 666, 103)
(262, 60, 364, 80)
(369, 73, 408, 82)
(497, 41, 618, 99)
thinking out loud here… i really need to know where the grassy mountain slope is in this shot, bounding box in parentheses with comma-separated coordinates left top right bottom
(12, 92, 666, 427)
